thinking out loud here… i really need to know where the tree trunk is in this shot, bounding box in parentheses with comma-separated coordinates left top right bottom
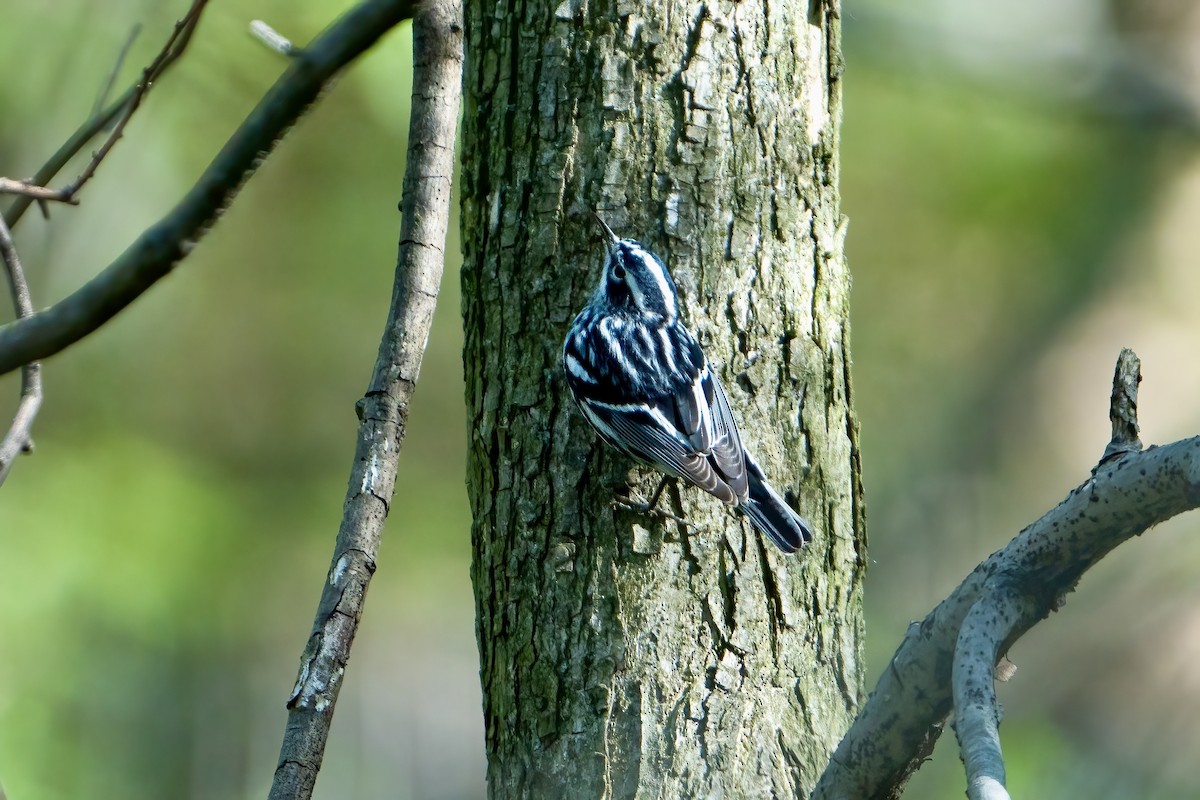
(460, 1, 864, 796)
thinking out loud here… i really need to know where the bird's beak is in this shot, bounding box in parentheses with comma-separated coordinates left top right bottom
(592, 211, 619, 251)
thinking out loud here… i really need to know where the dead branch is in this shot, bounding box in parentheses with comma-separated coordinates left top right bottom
(952, 583, 1036, 800)
(0, 178, 81, 206)
(0, 0, 416, 379)
(0, 1, 209, 224)
(0, 213, 43, 485)
(266, 1, 462, 798)
(813, 349, 1200, 800)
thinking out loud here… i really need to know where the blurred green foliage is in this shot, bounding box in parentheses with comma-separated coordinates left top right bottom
(1, 2, 475, 798)
(1, 1, 1197, 798)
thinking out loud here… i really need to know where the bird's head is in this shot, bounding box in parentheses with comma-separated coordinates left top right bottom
(591, 213, 679, 323)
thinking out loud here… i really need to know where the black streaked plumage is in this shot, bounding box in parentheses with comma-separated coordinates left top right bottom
(562, 214, 813, 553)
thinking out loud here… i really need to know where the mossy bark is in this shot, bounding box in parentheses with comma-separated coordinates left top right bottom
(460, 1, 864, 796)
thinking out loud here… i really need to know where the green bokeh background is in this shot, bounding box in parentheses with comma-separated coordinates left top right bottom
(2, 1, 1198, 798)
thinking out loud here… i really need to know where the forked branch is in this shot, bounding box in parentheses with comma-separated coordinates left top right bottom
(0, 214, 41, 485)
(1, 0, 210, 225)
(813, 349, 1200, 800)
(0, 0, 416, 378)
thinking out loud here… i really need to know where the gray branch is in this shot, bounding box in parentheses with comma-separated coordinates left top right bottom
(952, 584, 1035, 800)
(950, 349, 1144, 800)
(266, 2, 462, 799)
(813, 349, 1199, 800)
(0, 213, 41, 485)
(0, 0, 416, 378)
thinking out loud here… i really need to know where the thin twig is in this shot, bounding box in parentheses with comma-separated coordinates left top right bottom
(0, 213, 43, 486)
(93, 24, 143, 118)
(1, 0, 209, 226)
(813, 350, 1199, 800)
(0, 0, 417, 378)
(0, 178, 79, 205)
(266, 3, 461, 798)
(59, 1, 209, 203)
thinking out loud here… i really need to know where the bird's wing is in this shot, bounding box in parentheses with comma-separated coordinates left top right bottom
(580, 397, 738, 505)
(669, 357, 714, 453)
(565, 315, 750, 505)
(702, 371, 749, 502)
(661, 332, 750, 503)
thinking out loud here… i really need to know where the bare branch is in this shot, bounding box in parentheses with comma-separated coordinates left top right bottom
(952, 584, 1035, 800)
(57, 1, 210, 204)
(0, 178, 79, 205)
(0, 0, 418, 378)
(1, 1, 209, 225)
(813, 350, 1200, 800)
(267, 2, 462, 799)
(0, 213, 43, 485)
(947, 347, 1146, 800)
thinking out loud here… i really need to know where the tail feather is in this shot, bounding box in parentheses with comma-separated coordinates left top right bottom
(738, 453, 814, 553)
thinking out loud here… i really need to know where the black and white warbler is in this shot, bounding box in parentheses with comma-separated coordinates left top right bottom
(562, 214, 814, 553)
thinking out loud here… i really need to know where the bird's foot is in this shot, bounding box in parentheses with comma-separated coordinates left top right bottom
(612, 476, 694, 527)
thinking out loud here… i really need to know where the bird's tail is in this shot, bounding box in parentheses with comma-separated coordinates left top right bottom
(738, 452, 814, 553)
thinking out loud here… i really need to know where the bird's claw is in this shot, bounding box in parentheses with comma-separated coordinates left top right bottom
(612, 494, 694, 528)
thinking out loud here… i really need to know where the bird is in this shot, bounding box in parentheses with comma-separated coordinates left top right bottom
(561, 213, 813, 553)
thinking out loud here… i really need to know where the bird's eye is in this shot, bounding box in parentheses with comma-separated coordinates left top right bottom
(612, 263, 626, 280)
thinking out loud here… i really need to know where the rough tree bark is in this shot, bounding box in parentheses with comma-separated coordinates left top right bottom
(460, 0, 865, 796)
